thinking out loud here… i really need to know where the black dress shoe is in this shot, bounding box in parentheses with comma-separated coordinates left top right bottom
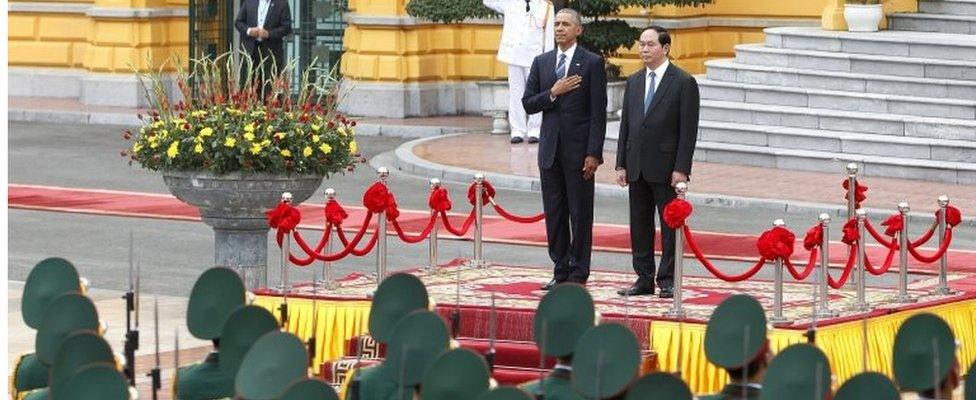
(510, 136, 524, 144)
(541, 279, 559, 291)
(527, 136, 539, 144)
(658, 287, 674, 299)
(617, 286, 654, 296)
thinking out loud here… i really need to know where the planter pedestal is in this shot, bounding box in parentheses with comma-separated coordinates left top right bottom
(162, 172, 323, 289)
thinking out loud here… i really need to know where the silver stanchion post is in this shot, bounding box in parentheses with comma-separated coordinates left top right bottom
(846, 163, 858, 220)
(931, 196, 955, 295)
(853, 209, 871, 312)
(895, 202, 917, 303)
(815, 213, 837, 318)
(472, 173, 486, 268)
(278, 192, 293, 294)
(664, 182, 688, 319)
(376, 168, 389, 282)
(770, 219, 789, 325)
(428, 178, 441, 273)
(322, 188, 336, 289)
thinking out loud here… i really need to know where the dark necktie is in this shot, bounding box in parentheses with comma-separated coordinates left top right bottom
(555, 53, 567, 79)
(644, 71, 656, 115)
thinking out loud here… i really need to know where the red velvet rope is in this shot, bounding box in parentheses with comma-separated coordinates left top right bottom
(682, 226, 766, 282)
(491, 202, 545, 223)
(907, 228, 954, 263)
(336, 225, 381, 257)
(910, 220, 937, 248)
(864, 245, 897, 275)
(391, 214, 438, 244)
(864, 220, 898, 250)
(275, 225, 333, 266)
(440, 210, 476, 236)
(827, 245, 858, 289)
(784, 251, 818, 281)
(285, 222, 381, 263)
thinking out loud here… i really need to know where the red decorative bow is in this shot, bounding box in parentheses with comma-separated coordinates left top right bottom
(757, 226, 796, 260)
(266, 201, 301, 232)
(662, 199, 693, 229)
(804, 224, 824, 251)
(429, 187, 452, 213)
(468, 180, 497, 206)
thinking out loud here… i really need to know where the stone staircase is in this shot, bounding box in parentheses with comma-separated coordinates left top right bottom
(696, 3, 976, 184)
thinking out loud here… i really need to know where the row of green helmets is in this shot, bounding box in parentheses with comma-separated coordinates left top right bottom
(12, 258, 133, 400)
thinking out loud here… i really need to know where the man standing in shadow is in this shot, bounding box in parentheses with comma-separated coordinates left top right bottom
(234, 0, 292, 92)
(523, 8, 607, 290)
(615, 26, 700, 298)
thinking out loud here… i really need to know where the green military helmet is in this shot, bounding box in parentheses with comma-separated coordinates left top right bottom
(834, 372, 898, 400)
(384, 310, 450, 386)
(50, 330, 116, 400)
(187, 267, 247, 340)
(235, 331, 309, 400)
(219, 305, 280, 378)
(966, 360, 976, 400)
(421, 348, 491, 400)
(36, 293, 99, 365)
(23, 257, 81, 329)
(476, 387, 534, 400)
(281, 377, 338, 400)
(533, 283, 594, 357)
(12, 353, 50, 397)
(759, 343, 831, 400)
(64, 363, 130, 400)
(705, 294, 768, 369)
(368, 272, 429, 344)
(572, 323, 641, 399)
(893, 313, 956, 392)
(624, 372, 692, 400)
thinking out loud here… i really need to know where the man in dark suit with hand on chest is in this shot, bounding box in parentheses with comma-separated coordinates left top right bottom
(615, 26, 700, 298)
(523, 8, 607, 290)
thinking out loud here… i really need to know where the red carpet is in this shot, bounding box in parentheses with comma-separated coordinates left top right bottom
(9, 184, 975, 274)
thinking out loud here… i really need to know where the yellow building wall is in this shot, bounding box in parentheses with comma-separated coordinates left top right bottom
(8, 0, 188, 72)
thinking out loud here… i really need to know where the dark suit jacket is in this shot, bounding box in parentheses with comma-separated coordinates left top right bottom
(615, 62, 699, 183)
(522, 45, 607, 170)
(234, 0, 292, 67)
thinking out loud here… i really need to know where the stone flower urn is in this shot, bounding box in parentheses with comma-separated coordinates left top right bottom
(162, 171, 323, 289)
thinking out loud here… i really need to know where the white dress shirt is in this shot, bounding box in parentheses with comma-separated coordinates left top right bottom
(644, 59, 669, 101)
(555, 42, 577, 79)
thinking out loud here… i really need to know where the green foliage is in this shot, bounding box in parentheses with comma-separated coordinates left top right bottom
(405, 0, 713, 79)
(405, 0, 497, 23)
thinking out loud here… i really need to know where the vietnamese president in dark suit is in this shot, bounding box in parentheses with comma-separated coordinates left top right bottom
(522, 8, 607, 290)
(234, 0, 292, 82)
(615, 26, 700, 298)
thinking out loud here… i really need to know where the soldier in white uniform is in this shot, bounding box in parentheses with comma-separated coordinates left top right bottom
(483, 0, 555, 144)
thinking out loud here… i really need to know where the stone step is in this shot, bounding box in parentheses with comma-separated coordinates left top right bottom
(697, 120, 976, 164)
(693, 141, 976, 184)
(705, 59, 976, 102)
(732, 43, 976, 80)
(764, 26, 976, 62)
(699, 99, 976, 140)
(890, 13, 976, 34)
(698, 78, 976, 119)
(920, 0, 976, 16)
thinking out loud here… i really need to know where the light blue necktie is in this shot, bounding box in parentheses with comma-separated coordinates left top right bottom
(555, 53, 567, 79)
(644, 71, 656, 115)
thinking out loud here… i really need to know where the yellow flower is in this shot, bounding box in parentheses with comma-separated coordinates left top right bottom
(319, 143, 332, 154)
(337, 126, 347, 136)
(303, 146, 313, 157)
(349, 140, 358, 154)
(266, 125, 275, 133)
(244, 123, 255, 133)
(249, 143, 262, 155)
(260, 139, 271, 147)
(274, 132, 286, 140)
(311, 135, 320, 143)
(167, 141, 179, 159)
(243, 132, 255, 142)
(149, 136, 159, 149)
(194, 143, 204, 153)
(191, 110, 207, 118)
(160, 130, 169, 138)
(132, 143, 143, 153)
(194, 136, 203, 144)
(199, 127, 214, 137)
(224, 136, 237, 147)
(280, 149, 292, 158)
(311, 124, 320, 132)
